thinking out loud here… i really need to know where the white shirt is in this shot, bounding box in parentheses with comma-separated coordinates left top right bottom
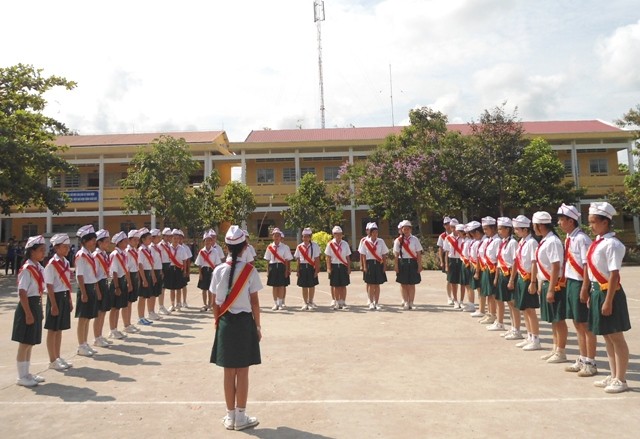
(264, 242, 293, 264)
(138, 244, 155, 271)
(357, 237, 389, 261)
(75, 247, 98, 284)
(210, 259, 263, 313)
(92, 249, 110, 281)
(159, 240, 171, 264)
(484, 235, 500, 265)
(564, 228, 592, 281)
(294, 242, 322, 264)
(168, 244, 189, 268)
(149, 242, 163, 270)
(109, 248, 128, 278)
(181, 243, 193, 260)
(436, 231, 447, 249)
(238, 244, 257, 263)
(212, 243, 226, 261)
(587, 232, 625, 282)
(195, 246, 222, 269)
(393, 235, 423, 259)
(125, 245, 140, 273)
(442, 234, 463, 259)
(497, 237, 517, 269)
(325, 239, 352, 264)
(534, 232, 564, 282)
(45, 254, 72, 292)
(18, 259, 44, 297)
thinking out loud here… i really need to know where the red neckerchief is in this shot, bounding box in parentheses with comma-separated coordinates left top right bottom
(268, 244, 287, 264)
(329, 240, 350, 267)
(216, 263, 254, 327)
(398, 236, 418, 260)
(167, 245, 184, 270)
(483, 237, 496, 272)
(48, 257, 72, 291)
(364, 238, 383, 263)
(297, 243, 316, 265)
(199, 248, 217, 269)
(75, 250, 97, 278)
(20, 261, 44, 295)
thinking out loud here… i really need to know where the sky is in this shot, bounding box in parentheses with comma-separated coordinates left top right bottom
(3, 0, 640, 142)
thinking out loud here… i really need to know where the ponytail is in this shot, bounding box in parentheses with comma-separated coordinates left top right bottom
(227, 241, 248, 292)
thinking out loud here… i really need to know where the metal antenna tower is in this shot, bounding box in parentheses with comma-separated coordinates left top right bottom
(314, 0, 326, 128)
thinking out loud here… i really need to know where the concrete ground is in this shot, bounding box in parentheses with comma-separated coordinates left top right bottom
(0, 268, 638, 439)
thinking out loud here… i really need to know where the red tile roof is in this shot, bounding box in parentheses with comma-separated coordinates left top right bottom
(245, 120, 624, 143)
(56, 131, 226, 147)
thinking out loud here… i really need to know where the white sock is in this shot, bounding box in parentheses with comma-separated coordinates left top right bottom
(235, 407, 246, 419)
(17, 361, 28, 379)
(226, 409, 235, 419)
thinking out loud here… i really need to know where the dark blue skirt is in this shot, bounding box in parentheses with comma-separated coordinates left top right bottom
(12, 296, 43, 345)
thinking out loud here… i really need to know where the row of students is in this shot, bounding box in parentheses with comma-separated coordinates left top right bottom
(438, 202, 631, 394)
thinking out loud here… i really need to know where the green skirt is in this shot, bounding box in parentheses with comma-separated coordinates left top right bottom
(44, 291, 72, 330)
(539, 281, 566, 323)
(480, 269, 496, 297)
(447, 258, 462, 285)
(565, 278, 588, 323)
(496, 271, 512, 302)
(588, 283, 631, 335)
(211, 312, 261, 368)
(12, 296, 43, 345)
(469, 266, 480, 290)
(514, 275, 539, 310)
(75, 283, 98, 319)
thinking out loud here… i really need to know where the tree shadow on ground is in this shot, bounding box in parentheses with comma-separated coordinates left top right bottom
(241, 426, 335, 439)
(31, 382, 117, 402)
(56, 366, 135, 383)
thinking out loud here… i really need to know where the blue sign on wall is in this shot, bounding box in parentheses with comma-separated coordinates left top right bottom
(65, 191, 99, 203)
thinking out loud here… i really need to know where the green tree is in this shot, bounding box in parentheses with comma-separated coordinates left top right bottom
(283, 172, 343, 233)
(185, 171, 222, 234)
(0, 64, 77, 215)
(218, 181, 256, 225)
(121, 135, 200, 227)
(613, 105, 640, 214)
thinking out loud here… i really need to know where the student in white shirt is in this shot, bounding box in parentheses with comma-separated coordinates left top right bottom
(92, 229, 113, 348)
(358, 223, 389, 310)
(393, 220, 423, 310)
(196, 230, 221, 311)
(325, 226, 352, 310)
(294, 228, 321, 310)
(75, 225, 100, 356)
(264, 228, 293, 310)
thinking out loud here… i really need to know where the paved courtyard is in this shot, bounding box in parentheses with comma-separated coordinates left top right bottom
(0, 268, 638, 438)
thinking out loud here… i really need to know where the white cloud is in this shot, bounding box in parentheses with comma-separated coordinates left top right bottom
(597, 19, 640, 88)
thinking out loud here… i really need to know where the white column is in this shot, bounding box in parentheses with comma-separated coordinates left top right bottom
(151, 212, 156, 230)
(204, 152, 211, 177)
(241, 150, 247, 183)
(46, 177, 53, 234)
(571, 141, 579, 187)
(294, 149, 301, 188)
(348, 147, 356, 249)
(98, 155, 105, 229)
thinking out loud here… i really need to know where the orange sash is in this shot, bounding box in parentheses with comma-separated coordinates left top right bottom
(297, 244, 316, 266)
(364, 239, 384, 263)
(535, 239, 561, 291)
(586, 238, 621, 291)
(496, 239, 511, 276)
(483, 237, 496, 273)
(49, 258, 72, 291)
(445, 235, 463, 257)
(216, 263, 254, 327)
(399, 237, 418, 260)
(199, 249, 217, 269)
(167, 246, 184, 270)
(95, 252, 110, 276)
(330, 241, 350, 267)
(21, 263, 44, 295)
(268, 244, 287, 264)
(75, 252, 97, 278)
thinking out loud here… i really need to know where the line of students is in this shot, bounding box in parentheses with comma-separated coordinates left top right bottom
(438, 202, 632, 394)
(10, 225, 199, 386)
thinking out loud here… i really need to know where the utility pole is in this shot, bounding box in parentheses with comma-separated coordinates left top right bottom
(314, 1, 326, 128)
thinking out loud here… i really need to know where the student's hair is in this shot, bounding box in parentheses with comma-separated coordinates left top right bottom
(25, 244, 44, 260)
(537, 223, 560, 238)
(81, 233, 97, 245)
(227, 241, 248, 292)
(140, 232, 151, 241)
(595, 214, 613, 228)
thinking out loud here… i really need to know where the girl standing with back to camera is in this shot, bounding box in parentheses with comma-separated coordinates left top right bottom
(211, 225, 262, 431)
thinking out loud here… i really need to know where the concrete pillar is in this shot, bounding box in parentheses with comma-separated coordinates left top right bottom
(99, 155, 105, 229)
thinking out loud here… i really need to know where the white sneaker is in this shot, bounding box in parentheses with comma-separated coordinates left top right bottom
(272, 303, 279, 310)
(447, 298, 455, 305)
(59, 357, 73, 368)
(77, 344, 94, 356)
(109, 330, 124, 339)
(94, 337, 110, 348)
(594, 375, 613, 388)
(500, 328, 512, 337)
(85, 343, 98, 354)
(221, 415, 235, 430)
(16, 376, 38, 387)
(280, 303, 287, 310)
(402, 303, 410, 310)
(27, 373, 46, 383)
(368, 303, 375, 310)
(604, 379, 629, 393)
(234, 414, 259, 431)
(49, 358, 68, 370)
(515, 339, 531, 348)
(577, 363, 598, 377)
(159, 306, 171, 315)
(341, 304, 350, 310)
(462, 303, 476, 312)
(167, 305, 176, 313)
(546, 352, 568, 364)
(148, 311, 161, 320)
(182, 302, 189, 309)
(176, 303, 182, 310)
(505, 331, 524, 340)
(100, 336, 113, 345)
(124, 325, 138, 334)
(522, 341, 542, 351)
(308, 302, 318, 309)
(300, 304, 309, 311)
(487, 322, 505, 331)
(470, 311, 484, 318)
(453, 301, 461, 309)
(375, 304, 383, 310)
(540, 351, 556, 360)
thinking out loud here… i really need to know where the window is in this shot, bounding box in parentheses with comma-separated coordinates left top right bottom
(283, 168, 296, 183)
(120, 222, 136, 232)
(189, 172, 204, 185)
(87, 172, 99, 187)
(300, 167, 315, 177)
(589, 158, 608, 175)
(51, 174, 62, 188)
(323, 166, 340, 181)
(22, 224, 38, 240)
(257, 220, 275, 238)
(64, 173, 80, 188)
(257, 168, 275, 184)
(564, 160, 573, 176)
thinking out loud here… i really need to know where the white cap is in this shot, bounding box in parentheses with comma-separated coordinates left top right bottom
(512, 215, 531, 228)
(96, 229, 110, 240)
(137, 227, 150, 237)
(111, 231, 127, 245)
(497, 217, 512, 227)
(243, 229, 250, 237)
(332, 226, 343, 234)
(455, 224, 465, 231)
(172, 229, 184, 236)
(558, 203, 580, 221)
(162, 227, 173, 236)
(365, 222, 374, 231)
(50, 233, 71, 246)
(368, 222, 379, 230)
(203, 230, 215, 240)
(150, 228, 161, 237)
(271, 227, 284, 237)
(481, 216, 496, 226)
(302, 227, 313, 235)
(225, 225, 246, 245)
(26, 235, 45, 249)
(398, 220, 412, 228)
(467, 221, 481, 230)
(127, 229, 138, 239)
(208, 229, 218, 237)
(589, 202, 616, 219)
(532, 211, 552, 224)
(443, 216, 451, 224)
(77, 225, 95, 238)
(449, 218, 459, 226)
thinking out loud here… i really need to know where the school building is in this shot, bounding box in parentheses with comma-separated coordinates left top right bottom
(1, 120, 637, 248)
